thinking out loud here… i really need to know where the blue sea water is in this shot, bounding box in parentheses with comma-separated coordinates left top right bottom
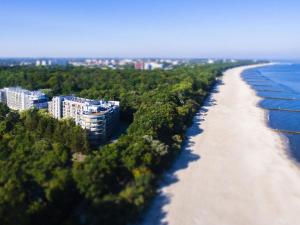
(242, 64, 300, 163)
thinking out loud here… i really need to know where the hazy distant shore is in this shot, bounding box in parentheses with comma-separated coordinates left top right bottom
(141, 64, 300, 225)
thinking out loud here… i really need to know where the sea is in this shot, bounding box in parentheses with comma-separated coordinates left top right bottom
(242, 63, 300, 163)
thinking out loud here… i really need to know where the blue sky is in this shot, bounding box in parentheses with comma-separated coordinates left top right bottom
(1, 0, 300, 59)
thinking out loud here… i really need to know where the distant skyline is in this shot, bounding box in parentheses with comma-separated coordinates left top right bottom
(1, 0, 300, 59)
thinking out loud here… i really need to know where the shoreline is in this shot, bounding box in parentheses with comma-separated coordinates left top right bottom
(241, 63, 299, 169)
(241, 63, 290, 156)
(242, 64, 300, 170)
(141, 64, 300, 225)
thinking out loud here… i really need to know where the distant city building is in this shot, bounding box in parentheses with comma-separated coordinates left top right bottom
(144, 62, 163, 70)
(134, 61, 144, 70)
(0, 87, 48, 111)
(36, 59, 52, 67)
(20, 61, 31, 66)
(134, 61, 163, 70)
(208, 59, 215, 64)
(172, 60, 179, 65)
(41, 60, 47, 66)
(119, 59, 133, 66)
(67, 58, 182, 70)
(69, 61, 86, 67)
(48, 96, 120, 144)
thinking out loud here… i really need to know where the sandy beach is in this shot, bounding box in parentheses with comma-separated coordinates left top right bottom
(141, 65, 300, 225)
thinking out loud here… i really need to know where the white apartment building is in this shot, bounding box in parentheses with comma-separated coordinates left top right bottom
(0, 87, 48, 111)
(48, 96, 119, 144)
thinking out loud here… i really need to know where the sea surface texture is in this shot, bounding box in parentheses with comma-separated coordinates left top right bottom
(242, 63, 300, 162)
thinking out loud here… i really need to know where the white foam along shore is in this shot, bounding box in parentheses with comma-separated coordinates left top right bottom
(141, 64, 300, 225)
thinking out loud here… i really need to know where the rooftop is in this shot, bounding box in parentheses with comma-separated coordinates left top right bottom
(1, 87, 47, 97)
(61, 96, 119, 107)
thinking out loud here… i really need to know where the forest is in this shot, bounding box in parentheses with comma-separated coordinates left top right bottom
(0, 61, 254, 225)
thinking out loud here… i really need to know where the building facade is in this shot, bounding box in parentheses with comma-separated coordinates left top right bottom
(48, 96, 120, 144)
(0, 87, 48, 111)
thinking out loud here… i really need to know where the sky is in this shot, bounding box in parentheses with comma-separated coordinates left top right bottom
(0, 0, 300, 59)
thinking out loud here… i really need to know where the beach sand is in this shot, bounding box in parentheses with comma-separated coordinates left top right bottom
(141, 65, 300, 225)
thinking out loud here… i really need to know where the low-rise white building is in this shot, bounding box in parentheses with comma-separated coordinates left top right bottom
(0, 87, 48, 111)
